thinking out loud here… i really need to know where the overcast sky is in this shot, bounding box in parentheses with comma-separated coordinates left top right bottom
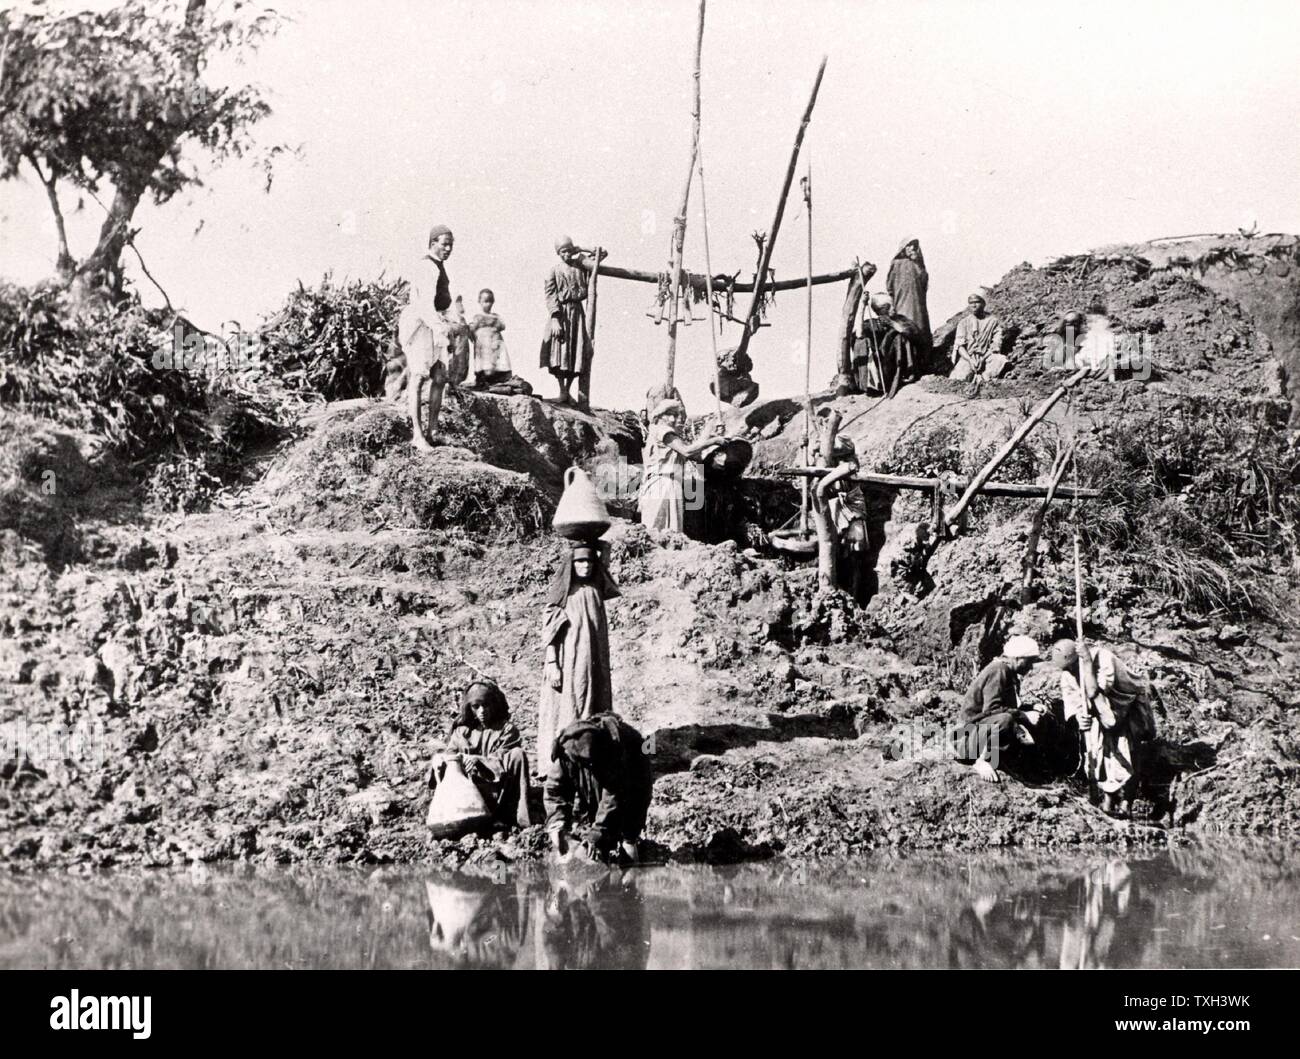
(3, 0, 1298, 411)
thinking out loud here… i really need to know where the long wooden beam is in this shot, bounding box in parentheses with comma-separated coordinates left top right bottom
(778, 466, 1100, 499)
(587, 261, 858, 293)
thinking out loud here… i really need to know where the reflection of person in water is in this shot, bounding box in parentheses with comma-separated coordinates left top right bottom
(1059, 859, 1152, 969)
(947, 891, 1051, 969)
(424, 876, 531, 969)
(535, 869, 649, 970)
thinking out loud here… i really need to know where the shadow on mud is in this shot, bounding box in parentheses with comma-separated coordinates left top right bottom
(649, 711, 858, 774)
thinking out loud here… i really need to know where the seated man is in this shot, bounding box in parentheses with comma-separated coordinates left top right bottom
(949, 292, 1006, 383)
(544, 713, 653, 865)
(428, 680, 535, 829)
(854, 293, 922, 397)
(953, 635, 1046, 783)
(1052, 638, 1153, 818)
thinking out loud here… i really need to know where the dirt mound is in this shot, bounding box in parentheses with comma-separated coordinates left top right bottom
(929, 249, 1284, 401)
(257, 393, 643, 540)
(1100, 233, 1300, 419)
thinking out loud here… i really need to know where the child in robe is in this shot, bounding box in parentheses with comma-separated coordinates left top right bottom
(470, 288, 513, 389)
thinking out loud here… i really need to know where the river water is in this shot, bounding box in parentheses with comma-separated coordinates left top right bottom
(1, 844, 1297, 969)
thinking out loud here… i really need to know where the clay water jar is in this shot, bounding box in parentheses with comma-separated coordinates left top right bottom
(552, 465, 611, 541)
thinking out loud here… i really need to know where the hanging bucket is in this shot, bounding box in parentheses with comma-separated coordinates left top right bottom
(552, 466, 611, 541)
(702, 438, 753, 483)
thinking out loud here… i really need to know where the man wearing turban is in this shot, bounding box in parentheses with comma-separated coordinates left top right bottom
(638, 398, 721, 533)
(950, 292, 1007, 383)
(540, 235, 594, 407)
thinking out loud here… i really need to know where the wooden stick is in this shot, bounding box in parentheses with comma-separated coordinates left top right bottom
(580, 246, 601, 409)
(1021, 439, 1074, 598)
(944, 365, 1096, 530)
(1074, 534, 1086, 639)
(663, 0, 706, 391)
(778, 467, 1100, 498)
(697, 147, 725, 425)
(734, 55, 828, 363)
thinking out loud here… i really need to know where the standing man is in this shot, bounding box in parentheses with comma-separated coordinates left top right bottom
(540, 236, 594, 407)
(1052, 638, 1153, 818)
(398, 224, 456, 449)
(950, 292, 1007, 382)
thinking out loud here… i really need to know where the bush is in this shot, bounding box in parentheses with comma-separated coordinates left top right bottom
(254, 272, 408, 401)
(1061, 399, 1298, 619)
(0, 282, 286, 461)
(0, 282, 288, 513)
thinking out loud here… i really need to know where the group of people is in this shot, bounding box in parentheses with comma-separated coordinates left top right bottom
(957, 634, 1156, 818)
(394, 225, 604, 448)
(847, 237, 1011, 396)
(428, 541, 652, 865)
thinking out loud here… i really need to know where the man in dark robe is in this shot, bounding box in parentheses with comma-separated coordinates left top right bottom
(540, 235, 594, 406)
(854, 292, 922, 397)
(544, 712, 653, 865)
(537, 541, 619, 766)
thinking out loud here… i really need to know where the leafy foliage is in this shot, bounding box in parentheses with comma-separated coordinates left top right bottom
(253, 273, 409, 401)
(1059, 400, 1299, 619)
(0, 281, 285, 478)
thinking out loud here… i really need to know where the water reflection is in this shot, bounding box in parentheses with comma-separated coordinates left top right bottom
(1, 845, 1297, 969)
(423, 869, 648, 969)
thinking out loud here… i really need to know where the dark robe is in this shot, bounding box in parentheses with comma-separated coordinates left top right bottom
(537, 547, 620, 764)
(539, 261, 592, 377)
(886, 239, 931, 353)
(543, 713, 653, 854)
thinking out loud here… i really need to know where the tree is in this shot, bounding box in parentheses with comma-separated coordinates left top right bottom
(0, 0, 285, 305)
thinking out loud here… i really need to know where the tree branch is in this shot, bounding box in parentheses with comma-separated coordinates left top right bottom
(25, 152, 74, 277)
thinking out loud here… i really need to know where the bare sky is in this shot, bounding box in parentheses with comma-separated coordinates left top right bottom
(2, 0, 1298, 411)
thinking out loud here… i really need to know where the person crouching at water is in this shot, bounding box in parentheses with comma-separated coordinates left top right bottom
(954, 635, 1045, 783)
(429, 680, 535, 828)
(638, 398, 721, 534)
(1052, 638, 1153, 818)
(537, 542, 620, 766)
(544, 713, 653, 865)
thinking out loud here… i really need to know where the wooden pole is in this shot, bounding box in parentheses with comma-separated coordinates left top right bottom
(800, 167, 813, 534)
(1020, 439, 1074, 600)
(734, 55, 828, 364)
(944, 365, 1096, 530)
(696, 147, 725, 425)
(663, 0, 706, 392)
(580, 246, 601, 410)
(778, 467, 1101, 499)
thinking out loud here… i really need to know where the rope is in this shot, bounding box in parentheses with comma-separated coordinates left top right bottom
(695, 142, 725, 426)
